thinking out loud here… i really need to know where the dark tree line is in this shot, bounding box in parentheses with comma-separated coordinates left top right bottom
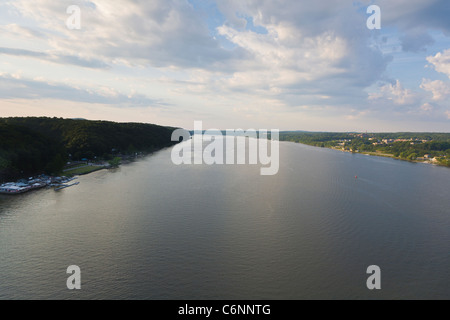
(0, 122, 66, 180)
(0, 117, 178, 181)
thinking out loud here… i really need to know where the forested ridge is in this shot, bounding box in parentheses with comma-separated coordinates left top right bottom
(0, 117, 178, 180)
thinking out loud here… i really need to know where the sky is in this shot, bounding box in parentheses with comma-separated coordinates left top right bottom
(0, 0, 449, 132)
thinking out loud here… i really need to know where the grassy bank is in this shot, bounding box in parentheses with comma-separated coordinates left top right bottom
(63, 165, 107, 177)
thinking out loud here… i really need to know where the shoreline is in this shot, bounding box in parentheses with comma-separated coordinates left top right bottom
(281, 140, 448, 168)
(0, 152, 153, 196)
(310, 143, 447, 167)
(63, 165, 108, 177)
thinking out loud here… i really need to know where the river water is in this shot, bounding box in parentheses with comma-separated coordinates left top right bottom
(0, 139, 449, 299)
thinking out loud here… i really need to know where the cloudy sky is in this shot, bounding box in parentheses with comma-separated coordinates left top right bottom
(1, 0, 449, 131)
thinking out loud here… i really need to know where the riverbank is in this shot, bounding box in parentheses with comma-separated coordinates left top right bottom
(63, 164, 108, 177)
(280, 131, 450, 168)
(327, 146, 447, 167)
(0, 155, 142, 195)
(0, 175, 78, 195)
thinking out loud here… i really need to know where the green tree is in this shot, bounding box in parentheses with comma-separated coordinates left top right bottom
(0, 155, 9, 170)
(45, 153, 66, 174)
(108, 157, 121, 168)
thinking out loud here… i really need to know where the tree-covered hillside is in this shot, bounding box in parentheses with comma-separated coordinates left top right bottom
(0, 122, 66, 180)
(0, 117, 178, 180)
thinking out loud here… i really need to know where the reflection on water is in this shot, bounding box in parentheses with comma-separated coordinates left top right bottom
(0, 141, 449, 299)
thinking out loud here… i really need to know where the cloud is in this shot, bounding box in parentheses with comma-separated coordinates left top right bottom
(213, 25, 390, 106)
(8, 0, 242, 70)
(378, 0, 450, 52)
(0, 73, 168, 107)
(400, 30, 435, 53)
(420, 102, 434, 112)
(369, 80, 417, 105)
(379, 0, 449, 29)
(427, 49, 450, 78)
(2, 0, 450, 129)
(0, 47, 110, 69)
(0, 23, 47, 39)
(418, 78, 450, 121)
(420, 78, 450, 101)
(197, 1, 392, 109)
(0, 47, 46, 58)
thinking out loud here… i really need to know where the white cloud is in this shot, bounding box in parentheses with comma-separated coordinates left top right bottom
(214, 25, 351, 100)
(427, 49, 450, 78)
(420, 78, 450, 101)
(369, 80, 417, 105)
(8, 0, 239, 70)
(420, 103, 434, 112)
(204, 1, 392, 108)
